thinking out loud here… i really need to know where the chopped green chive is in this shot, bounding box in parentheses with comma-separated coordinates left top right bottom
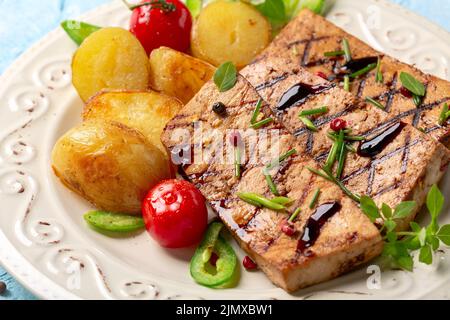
(265, 174, 279, 196)
(336, 140, 347, 179)
(300, 116, 318, 131)
(309, 189, 321, 209)
(349, 63, 377, 78)
(326, 132, 357, 152)
(251, 117, 274, 129)
(344, 75, 350, 92)
(237, 193, 286, 211)
(266, 149, 298, 170)
(299, 106, 329, 117)
(328, 131, 365, 141)
(342, 39, 352, 63)
(365, 97, 385, 110)
(271, 197, 294, 206)
(438, 103, 449, 126)
(324, 50, 345, 57)
(234, 147, 241, 178)
(251, 99, 263, 125)
(288, 207, 302, 223)
(375, 56, 383, 83)
(324, 130, 344, 171)
(307, 167, 360, 202)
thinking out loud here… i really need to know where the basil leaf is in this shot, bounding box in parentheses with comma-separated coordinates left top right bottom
(393, 201, 416, 219)
(186, 0, 202, 18)
(419, 245, 433, 265)
(437, 224, 450, 245)
(214, 62, 237, 92)
(428, 235, 440, 251)
(359, 196, 380, 222)
(399, 72, 426, 97)
(427, 184, 444, 222)
(381, 203, 392, 219)
(61, 20, 101, 46)
(257, 0, 287, 23)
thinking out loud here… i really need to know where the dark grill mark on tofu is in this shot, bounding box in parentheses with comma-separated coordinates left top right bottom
(255, 73, 289, 91)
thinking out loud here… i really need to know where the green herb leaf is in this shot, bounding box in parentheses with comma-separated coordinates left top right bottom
(257, 0, 287, 23)
(397, 255, 414, 271)
(360, 196, 380, 222)
(385, 220, 397, 233)
(271, 196, 293, 206)
(343, 75, 350, 92)
(309, 188, 321, 209)
(438, 103, 449, 126)
(186, 0, 202, 18)
(399, 72, 426, 97)
(427, 184, 444, 223)
(238, 192, 286, 211)
(297, 0, 326, 14)
(324, 50, 345, 57)
(386, 231, 397, 243)
(342, 38, 352, 63)
(365, 96, 385, 110)
(289, 207, 302, 222)
(393, 201, 416, 219)
(251, 117, 274, 129)
(251, 99, 263, 125)
(299, 116, 318, 131)
(419, 245, 433, 265)
(375, 56, 383, 83)
(428, 235, 440, 251)
(418, 228, 427, 247)
(437, 224, 450, 245)
(214, 62, 237, 92)
(410, 221, 421, 233)
(61, 20, 101, 46)
(381, 203, 392, 219)
(299, 106, 328, 117)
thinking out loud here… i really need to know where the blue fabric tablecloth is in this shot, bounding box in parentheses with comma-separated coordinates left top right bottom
(0, 0, 449, 300)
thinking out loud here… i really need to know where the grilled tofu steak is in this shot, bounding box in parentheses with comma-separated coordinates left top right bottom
(242, 52, 450, 231)
(162, 76, 383, 292)
(247, 9, 450, 146)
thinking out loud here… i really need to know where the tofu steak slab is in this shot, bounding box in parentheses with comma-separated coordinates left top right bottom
(162, 76, 382, 292)
(242, 47, 450, 232)
(246, 9, 450, 146)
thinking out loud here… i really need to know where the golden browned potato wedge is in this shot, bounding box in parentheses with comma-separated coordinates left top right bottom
(82, 90, 183, 157)
(191, 1, 271, 68)
(52, 120, 170, 214)
(149, 47, 216, 104)
(72, 28, 150, 102)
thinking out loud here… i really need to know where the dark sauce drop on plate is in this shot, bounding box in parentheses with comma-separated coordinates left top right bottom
(297, 202, 342, 253)
(277, 83, 333, 111)
(357, 122, 406, 158)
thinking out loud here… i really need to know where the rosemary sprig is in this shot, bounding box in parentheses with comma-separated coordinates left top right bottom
(299, 106, 328, 117)
(300, 116, 318, 131)
(251, 99, 263, 125)
(365, 96, 385, 110)
(309, 189, 321, 209)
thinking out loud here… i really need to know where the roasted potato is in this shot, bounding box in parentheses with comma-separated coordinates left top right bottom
(72, 28, 150, 102)
(191, 1, 271, 68)
(52, 120, 170, 214)
(149, 47, 216, 104)
(83, 90, 183, 157)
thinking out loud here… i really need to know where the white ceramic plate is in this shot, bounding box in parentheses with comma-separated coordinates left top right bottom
(1, 0, 450, 300)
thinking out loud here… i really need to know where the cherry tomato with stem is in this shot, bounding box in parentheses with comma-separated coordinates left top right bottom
(128, 0, 192, 55)
(142, 179, 208, 248)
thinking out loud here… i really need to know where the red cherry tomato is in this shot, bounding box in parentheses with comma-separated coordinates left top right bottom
(130, 0, 192, 55)
(330, 118, 347, 131)
(142, 179, 208, 248)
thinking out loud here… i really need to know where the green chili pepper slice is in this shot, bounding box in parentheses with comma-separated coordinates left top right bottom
(190, 222, 238, 288)
(61, 20, 101, 46)
(84, 211, 145, 233)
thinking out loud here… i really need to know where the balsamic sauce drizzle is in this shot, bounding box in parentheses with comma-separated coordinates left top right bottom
(357, 122, 406, 158)
(277, 83, 333, 111)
